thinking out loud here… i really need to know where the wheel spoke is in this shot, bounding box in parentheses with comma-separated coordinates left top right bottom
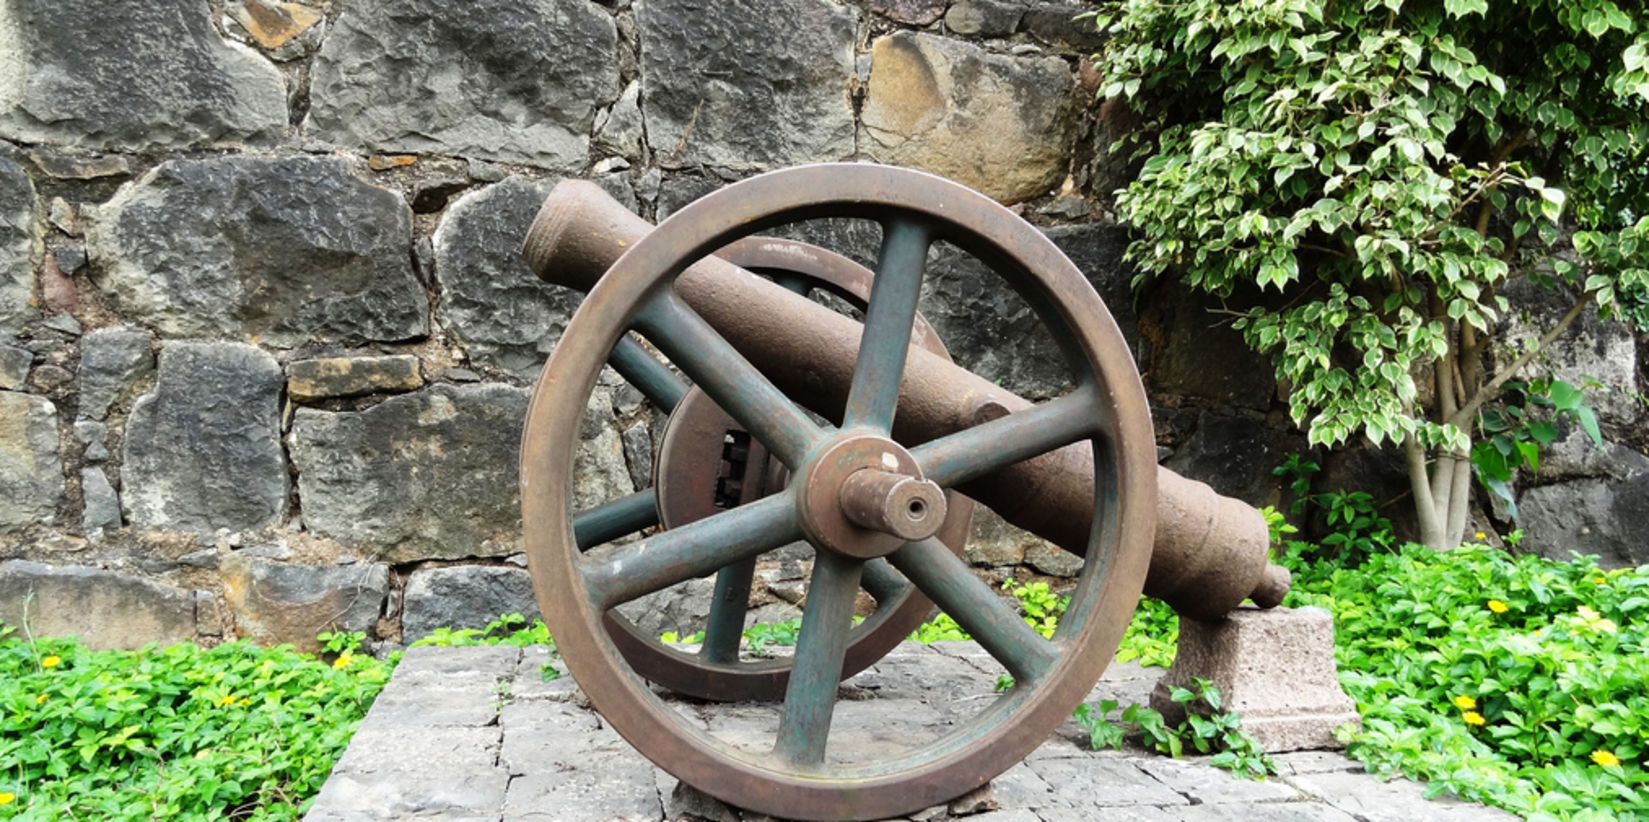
(911, 387, 1101, 488)
(773, 551, 864, 766)
(700, 557, 757, 664)
(842, 219, 931, 432)
(572, 489, 660, 550)
(860, 558, 910, 604)
(635, 291, 822, 468)
(607, 335, 689, 412)
(888, 538, 1057, 685)
(582, 493, 800, 611)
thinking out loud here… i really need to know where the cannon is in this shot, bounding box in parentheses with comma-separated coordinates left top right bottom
(518, 164, 1290, 820)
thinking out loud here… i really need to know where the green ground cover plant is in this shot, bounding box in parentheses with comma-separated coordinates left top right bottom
(1287, 544, 1649, 820)
(0, 624, 391, 820)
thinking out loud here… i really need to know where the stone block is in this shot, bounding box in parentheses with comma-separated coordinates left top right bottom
(0, 343, 31, 389)
(76, 327, 154, 420)
(433, 177, 582, 377)
(286, 355, 423, 402)
(0, 560, 197, 650)
(860, 32, 1076, 204)
(88, 156, 426, 346)
(0, 157, 37, 337)
(290, 384, 536, 562)
(1519, 474, 1649, 569)
(401, 565, 541, 643)
(639, 0, 857, 171)
(80, 466, 121, 532)
(122, 342, 288, 534)
(1151, 605, 1360, 753)
(0, 390, 63, 530)
(945, 0, 1024, 36)
(305, 0, 619, 170)
(220, 556, 389, 651)
(0, 0, 287, 149)
(868, 0, 947, 25)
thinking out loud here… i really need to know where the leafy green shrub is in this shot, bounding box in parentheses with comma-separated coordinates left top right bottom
(1288, 545, 1648, 819)
(1074, 678, 1276, 778)
(0, 625, 391, 820)
(410, 612, 554, 650)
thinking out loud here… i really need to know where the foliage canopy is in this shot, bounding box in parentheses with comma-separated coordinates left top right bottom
(1092, 0, 1649, 548)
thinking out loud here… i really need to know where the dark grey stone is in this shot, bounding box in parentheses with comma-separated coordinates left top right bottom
(1143, 282, 1276, 409)
(73, 420, 108, 463)
(305, 0, 619, 170)
(867, 0, 947, 25)
(434, 176, 582, 377)
(1519, 474, 1649, 569)
(639, 0, 857, 170)
(290, 383, 530, 562)
(945, 0, 1024, 36)
(1497, 278, 1641, 426)
(0, 343, 31, 389)
(0, 391, 61, 530)
(122, 342, 288, 534)
(621, 420, 653, 491)
(88, 156, 426, 346)
(1025, 542, 1083, 578)
(401, 565, 542, 643)
(0, 560, 196, 650)
(613, 576, 716, 639)
(1022, 3, 1108, 51)
(0, 0, 286, 149)
(1164, 412, 1306, 508)
(81, 466, 121, 532)
(656, 174, 725, 221)
(593, 80, 645, 160)
(1534, 428, 1649, 482)
(77, 327, 153, 421)
(0, 157, 37, 336)
(919, 240, 1074, 401)
(1048, 222, 1141, 360)
(220, 556, 390, 649)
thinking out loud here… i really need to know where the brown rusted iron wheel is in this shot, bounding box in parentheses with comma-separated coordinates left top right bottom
(596, 236, 975, 702)
(522, 164, 1156, 821)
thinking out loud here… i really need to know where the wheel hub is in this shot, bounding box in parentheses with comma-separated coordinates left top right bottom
(797, 434, 946, 560)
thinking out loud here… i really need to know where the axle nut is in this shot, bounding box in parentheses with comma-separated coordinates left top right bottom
(838, 469, 947, 542)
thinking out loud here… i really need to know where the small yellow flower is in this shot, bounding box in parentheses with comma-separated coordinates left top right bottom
(1487, 600, 1509, 614)
(1474, 532, 1486, 540)
(217, 695, 238, 707)
(1453, 695, 1477, 710)
(34, 694, 47, 704)
(1462, 711, 1486, 726)
(0, 791, 16, 806)
(238, 698, 251, 707)
(40, 655, 60, 669)
(1594, 576, 1607, 585)
(1592, 750, 1621, 768)
(332, 654, 352, 669)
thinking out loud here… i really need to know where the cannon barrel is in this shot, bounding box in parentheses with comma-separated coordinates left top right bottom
(523, 180, 1289, 621)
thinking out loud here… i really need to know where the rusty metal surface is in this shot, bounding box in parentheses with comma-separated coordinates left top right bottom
(605, 236, 973, 701)
(524, 178, 1288, 620)
(519, 164, 1161, 819)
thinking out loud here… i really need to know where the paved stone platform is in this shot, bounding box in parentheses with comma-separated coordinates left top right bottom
(305, 644, 1517, 822)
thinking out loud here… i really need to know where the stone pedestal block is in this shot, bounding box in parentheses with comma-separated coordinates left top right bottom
(1150, 605, 1360, 753)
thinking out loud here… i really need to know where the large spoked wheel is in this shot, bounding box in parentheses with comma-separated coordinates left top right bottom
(594, 236, 974, 702)
(522, 164, 1156, 821)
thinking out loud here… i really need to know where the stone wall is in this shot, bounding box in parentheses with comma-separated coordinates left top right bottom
(1, 0, 1643, 652)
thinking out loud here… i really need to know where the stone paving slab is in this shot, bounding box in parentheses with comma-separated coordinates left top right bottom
(305, 644, 1517, 822)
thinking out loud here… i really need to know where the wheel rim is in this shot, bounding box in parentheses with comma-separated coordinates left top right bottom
(594, 236, 974, 702)
(522, 164, 1156, 820)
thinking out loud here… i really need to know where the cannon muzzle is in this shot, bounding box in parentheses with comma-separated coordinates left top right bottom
(524, 179, 1289, 621)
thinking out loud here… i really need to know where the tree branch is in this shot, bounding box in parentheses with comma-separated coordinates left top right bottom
(1447, 288, 1598, 428)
